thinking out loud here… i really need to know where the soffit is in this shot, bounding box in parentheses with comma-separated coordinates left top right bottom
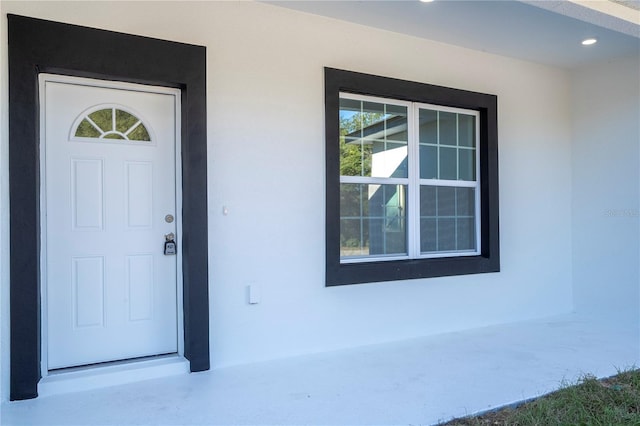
(265, 0, 640, 69)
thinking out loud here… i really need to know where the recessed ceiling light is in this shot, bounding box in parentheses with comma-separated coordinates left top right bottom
(420, 0, 435, 3)
(582, 38, 598, 46)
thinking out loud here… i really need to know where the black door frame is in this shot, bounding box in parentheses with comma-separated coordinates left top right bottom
(8, 14, 210, 400)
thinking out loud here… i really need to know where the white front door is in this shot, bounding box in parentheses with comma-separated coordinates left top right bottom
(41, 75, 181, 370)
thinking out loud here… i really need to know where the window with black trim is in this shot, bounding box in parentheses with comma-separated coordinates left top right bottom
(325, 68, 500, 286)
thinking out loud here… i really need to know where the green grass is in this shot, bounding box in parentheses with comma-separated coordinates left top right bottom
(441, 368, 640, 426)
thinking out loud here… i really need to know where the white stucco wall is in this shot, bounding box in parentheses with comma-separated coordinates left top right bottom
(0, 1, 576, 400)
(571, 55, 640, 320)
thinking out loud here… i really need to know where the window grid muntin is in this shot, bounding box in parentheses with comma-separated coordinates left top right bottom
(339, 93, 481, 263)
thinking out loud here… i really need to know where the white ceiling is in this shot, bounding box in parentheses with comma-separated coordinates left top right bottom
(265, 0, 640, 69)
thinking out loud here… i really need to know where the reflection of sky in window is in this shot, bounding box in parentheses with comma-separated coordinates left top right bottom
(340, 110, 358, 120)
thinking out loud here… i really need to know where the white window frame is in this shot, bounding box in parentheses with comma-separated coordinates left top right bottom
(339, 93, 481, 264)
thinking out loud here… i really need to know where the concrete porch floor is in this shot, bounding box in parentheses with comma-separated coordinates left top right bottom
(2, 312, 638, 425)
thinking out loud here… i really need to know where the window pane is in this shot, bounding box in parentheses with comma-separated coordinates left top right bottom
(420, 185, 436, 216)
(419, 145, 437, 179)
(456, 187, 475, 217)
(439, 147, 457, 180)
(340, 183, 367, 256)
(339, 98, 361, 115)
(128, 123, 151, 142)
(115, 109, 138, 133)
(386, 103, 406, 117)
(103, 133, 125, 140)
(340, 98, 407, 178)
(439, 112, 457, 146)
(372, 141, 408, 178)
(340, 98, 368, 176)
(340, 183, 365, 217)
(456, 218, 476, 250)
(362, 101, 383, 116)
(437, 218, 456, 251)
(340, 183, 407, 257)
(420, 218, 437, 252)
(437, 186, 455, 216)
(458, 114, 476, 148)
(458, 149, 476, 181)
(88, 109, 112, 132)
(340, 139, 372, 177)
(387, 129, 407, 142)
(419, 109, 437, 144)
(340, 218, 369, 257)
(75, 119, 101, 138)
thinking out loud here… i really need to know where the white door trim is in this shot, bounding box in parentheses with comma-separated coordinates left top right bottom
(38, 73, 184, 377)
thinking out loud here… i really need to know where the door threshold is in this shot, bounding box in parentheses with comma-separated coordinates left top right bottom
(38, 354, 189, 397)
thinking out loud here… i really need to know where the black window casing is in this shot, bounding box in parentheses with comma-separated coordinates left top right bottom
(325, 68, 500, 286)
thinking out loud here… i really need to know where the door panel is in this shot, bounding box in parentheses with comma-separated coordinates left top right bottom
(43, 77, 179, 370)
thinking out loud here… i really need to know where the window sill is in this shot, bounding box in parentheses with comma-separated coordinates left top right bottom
(327, 254, 500, 286)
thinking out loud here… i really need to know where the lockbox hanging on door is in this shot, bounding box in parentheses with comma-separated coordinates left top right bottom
(164, 232, 177, 255)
